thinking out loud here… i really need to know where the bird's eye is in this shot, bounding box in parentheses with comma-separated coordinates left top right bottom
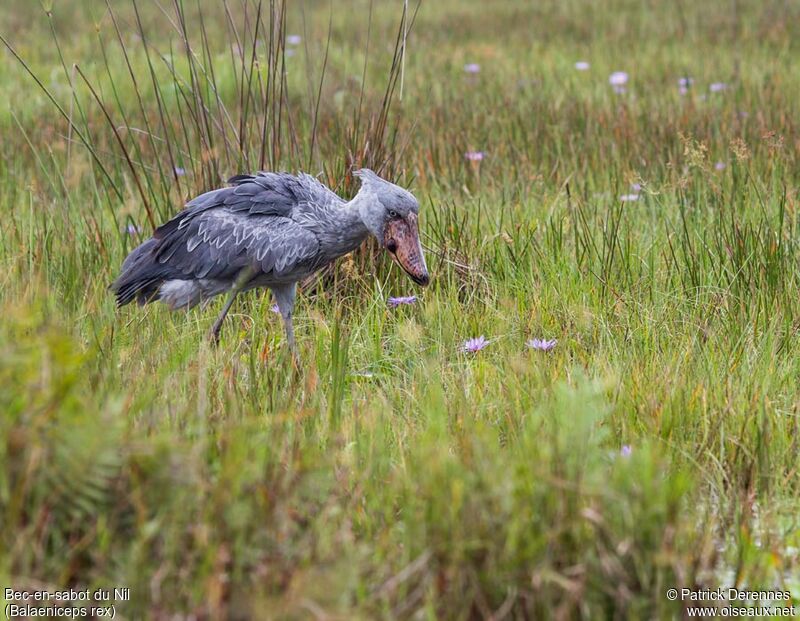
(388, 210, 399, 219)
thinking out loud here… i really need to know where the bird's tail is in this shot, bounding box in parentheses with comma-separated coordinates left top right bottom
(111, 239, 209, 310)
(111, 238, 173, 307)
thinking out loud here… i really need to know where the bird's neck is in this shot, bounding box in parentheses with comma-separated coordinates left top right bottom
(317, 194, 371, 260)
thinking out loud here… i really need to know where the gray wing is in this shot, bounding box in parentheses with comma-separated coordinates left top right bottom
(227, 171, 345, 212)
(293, 172, 346, 209)
(152, 173, 323, 280)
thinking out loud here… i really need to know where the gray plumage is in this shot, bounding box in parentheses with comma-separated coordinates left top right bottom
(111, 169, 429, 351)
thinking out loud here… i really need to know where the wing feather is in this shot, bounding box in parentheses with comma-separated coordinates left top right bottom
(113, 171, 338, 307)
(147, 172, 332, 282)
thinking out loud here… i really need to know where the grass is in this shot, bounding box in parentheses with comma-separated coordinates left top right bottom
(2, 0, 800, 618)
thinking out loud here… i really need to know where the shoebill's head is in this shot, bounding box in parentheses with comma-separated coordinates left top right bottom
(353, 168, 430, 286)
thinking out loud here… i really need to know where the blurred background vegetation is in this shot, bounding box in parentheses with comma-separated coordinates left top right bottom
(1, 0, 800, 618)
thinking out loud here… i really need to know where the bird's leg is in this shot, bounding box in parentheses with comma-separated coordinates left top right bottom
(209, 266, 254, 345)
(209, 291, 239, 345)
(271, 283, 299, 362)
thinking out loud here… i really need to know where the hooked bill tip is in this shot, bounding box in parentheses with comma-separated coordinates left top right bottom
(412, 272, 430, 287)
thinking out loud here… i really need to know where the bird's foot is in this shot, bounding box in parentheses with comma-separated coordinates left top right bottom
(208, 324, 222, 346)
(286, 338, 302, 372)
(290, 349, 302, 373)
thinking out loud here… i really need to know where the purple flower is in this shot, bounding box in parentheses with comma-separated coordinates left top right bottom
(388, 295, 418, 308)
(125, 224, 142, 236)
(270, 304, 281, 314)
(630, 182, 642, 192)
(526, 338, 557, 352)
(609, 71, 629, 86)
(463, 63, 481, 74)
(462, 336, 489, 353)
(286, 34, 302, 45)
(465, 151, 484, 162)
(715, 161, 726, 171)
(609, 71, 629, 94)
(174, 166, 186, 176)
(710, 82, 728, 93)
(575, 61, 590, 71)
(620, 445, 632, 457)
(678, 76, 693, 88)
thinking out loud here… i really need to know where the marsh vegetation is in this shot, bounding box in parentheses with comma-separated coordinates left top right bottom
(1, 1, 799, 617)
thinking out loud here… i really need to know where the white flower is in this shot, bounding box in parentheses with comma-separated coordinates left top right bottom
(351, 370, 375, 378)
(575, 61, 590, 71)
(286, 34, 301, 45)
(620, 194, 639, 202)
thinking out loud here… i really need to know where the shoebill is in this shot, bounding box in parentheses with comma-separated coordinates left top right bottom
(111, 169, 430, 352)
